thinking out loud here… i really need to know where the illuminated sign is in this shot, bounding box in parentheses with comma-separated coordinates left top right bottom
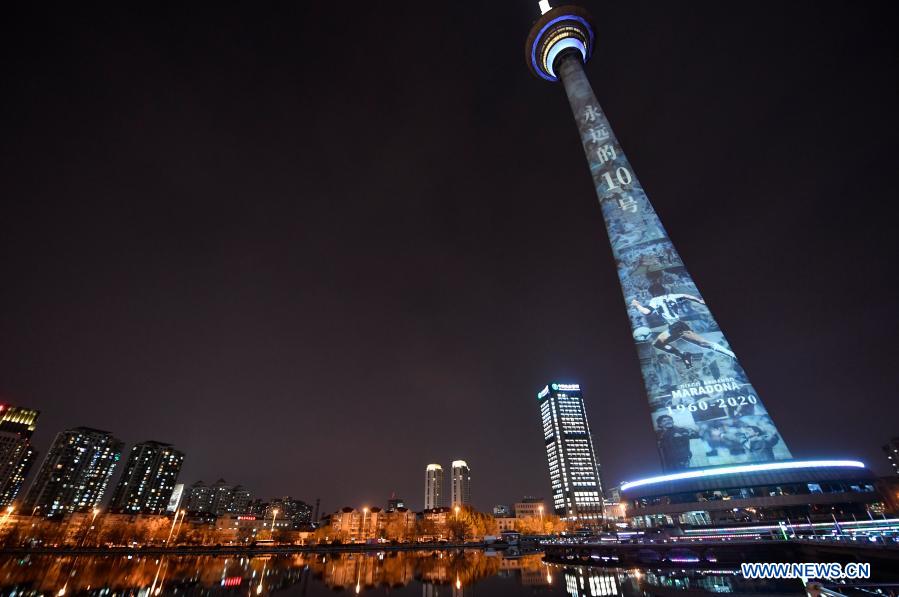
(166, 483, 184, 512)
(619, 460, 865, 492)
(537, 386, 550, 399)
(550, 383, 580, 392)
(561, 63, 792, 471)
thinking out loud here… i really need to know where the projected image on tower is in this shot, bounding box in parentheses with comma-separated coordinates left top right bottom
(581, 102, 792, 472)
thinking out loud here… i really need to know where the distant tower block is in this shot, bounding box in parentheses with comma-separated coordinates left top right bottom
(526, 4, 792, 471)
(424, 464, 444, 510)
(450, 460, 471, 508)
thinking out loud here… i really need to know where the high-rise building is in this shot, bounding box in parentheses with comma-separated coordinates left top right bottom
(23, 427, 123, 518)
(0, 404, 40, 507)
(186, 481, 213, 513)
(108, 441, 185, 514)
(230, 485, 252, 514)
(186, 479, 251, 515)
(537, 383, 603, 524)
(450, 460, 471, 508)
(424, 464, 443, 510)
(884, 438, 899, 476)
(265, 496, 313, 529)
(526, 4, 792, 473)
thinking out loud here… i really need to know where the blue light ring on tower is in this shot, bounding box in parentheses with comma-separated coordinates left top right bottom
(525, 6, 595, 82)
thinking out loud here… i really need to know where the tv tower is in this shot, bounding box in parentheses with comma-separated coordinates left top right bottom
(525, 3, 793, 472)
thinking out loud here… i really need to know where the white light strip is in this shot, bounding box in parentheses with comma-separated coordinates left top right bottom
(545, 38, 586, 77)
(619, 460, 866, 492)
(683, 518, 899, 534)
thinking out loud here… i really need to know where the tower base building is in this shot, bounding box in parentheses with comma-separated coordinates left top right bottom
(619, 460, 880, 528)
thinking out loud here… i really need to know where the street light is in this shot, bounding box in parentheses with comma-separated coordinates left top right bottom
(79, 508, 100, 547)
(270, 508, 279, 541)
(165, 509, 185, 545)
(362, 507, 369, 542)
(1, 506, 15, 534)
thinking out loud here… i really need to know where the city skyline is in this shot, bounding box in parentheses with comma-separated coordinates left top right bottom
(1, 2, 897, 512)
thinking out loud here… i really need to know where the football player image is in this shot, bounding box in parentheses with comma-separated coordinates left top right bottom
(736, 424, 781, 461)
(631, 289, 736, 369)
(656, 414, 700, 470)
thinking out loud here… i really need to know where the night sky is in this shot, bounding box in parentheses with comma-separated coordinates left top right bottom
(1, 2, 897, 514)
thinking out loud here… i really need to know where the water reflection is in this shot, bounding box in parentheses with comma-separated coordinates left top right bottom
(0, 549, 803, 595)
(555, 566, 802, 596)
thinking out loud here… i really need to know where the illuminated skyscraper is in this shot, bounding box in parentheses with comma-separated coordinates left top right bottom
(23, 427, 123, 518)
(526, 4, 791, 472)
(424, 464, 444, 510)
(109, 440, 185, 514)
(537, 383, 603, 524)
(450, 460, 471, 508)
(0, 404, 39, 507)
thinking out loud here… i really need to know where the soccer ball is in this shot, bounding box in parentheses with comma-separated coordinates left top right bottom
(633, 326, 652, 342)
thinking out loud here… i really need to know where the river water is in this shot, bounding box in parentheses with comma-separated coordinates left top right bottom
(0, 549, 806, 595)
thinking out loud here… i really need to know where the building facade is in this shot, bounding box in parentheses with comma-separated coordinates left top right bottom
(0, 404, 40, 507)
(883, 437, 899, 475)
(186, 479, 251, 516)
(424, 464, 443, 510)
(23, 427, 124, 518)
(330, 506, 416, 542)
(108, 441, 185, 514)
(495, 517, 518, 532)
(537, 383, 603, 525)
(215, 513, 293, 543)
(450, 460, 471, 508)
(514, 497, 545, 520)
